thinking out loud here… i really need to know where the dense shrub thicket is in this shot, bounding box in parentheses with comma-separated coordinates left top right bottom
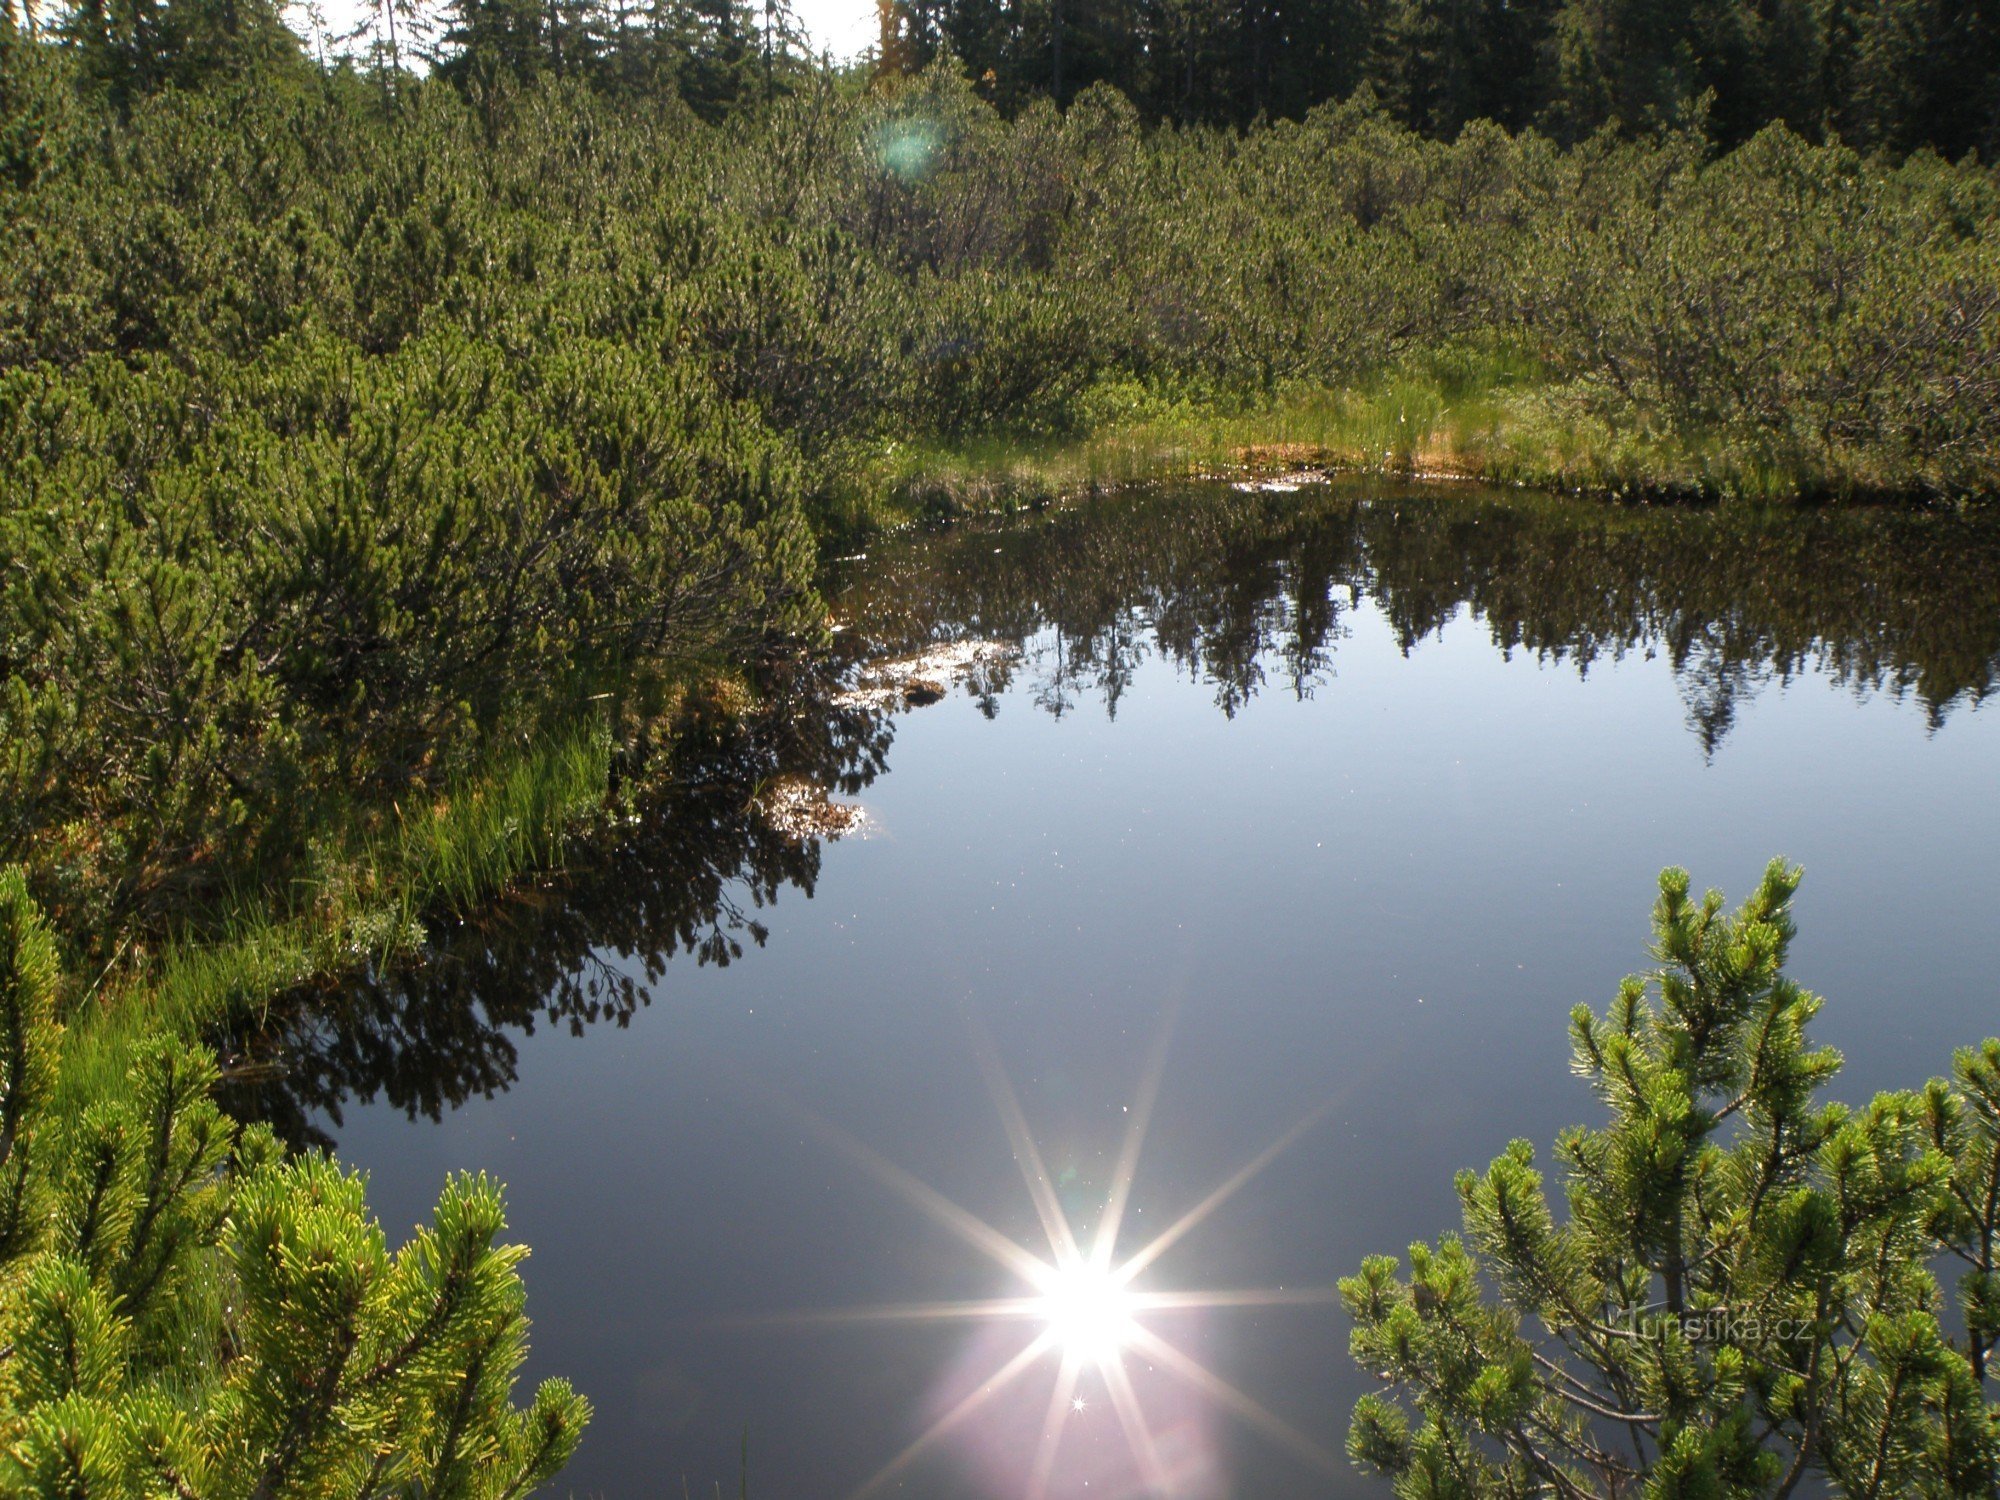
(1, 46, 1997, 964)
(1346, 863, 2000, 1497)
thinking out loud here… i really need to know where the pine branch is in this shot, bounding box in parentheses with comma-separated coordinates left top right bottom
(1530, 1349, 1660, 1425)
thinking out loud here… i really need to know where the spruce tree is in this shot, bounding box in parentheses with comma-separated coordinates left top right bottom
(669, 0, 761, 117)
(1344, 861, 2000, 1496)
(54, 0, 305, 110)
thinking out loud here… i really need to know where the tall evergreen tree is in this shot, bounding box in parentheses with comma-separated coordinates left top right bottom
(56, 0, 303, 110)
(1824, 0, 2000, 156)
(1380, 0, 1484, 137)
(674, 0, 760, 116)
(434, 0, 556, 87)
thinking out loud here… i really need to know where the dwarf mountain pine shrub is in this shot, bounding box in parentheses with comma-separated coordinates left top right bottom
(0, 867, 589, 1499)
(1344, 861, 2000, 1497)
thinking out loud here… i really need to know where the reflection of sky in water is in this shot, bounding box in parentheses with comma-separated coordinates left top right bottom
(753, 1012, 1345, 1497)
(326, 497, 2000, 1498)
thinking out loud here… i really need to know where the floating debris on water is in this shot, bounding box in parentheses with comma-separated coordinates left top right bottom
(758, 776, 868, 842)
(836, 640, 1018, 711)
(1230, 469, 1328, 494)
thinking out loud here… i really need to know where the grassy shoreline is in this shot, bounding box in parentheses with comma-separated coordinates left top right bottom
(833, 360, 1994, 537)
(71, 368, 1992, 1075)
(58, 723, 614, 1093)
(60, 671, 774, 1078)
(7, 42, 1995, 1494)
(82, 386, 1985, 1069)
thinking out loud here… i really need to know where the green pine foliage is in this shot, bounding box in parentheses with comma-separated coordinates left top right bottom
(0, 321, 815, 945)
(0, 42, 1994, 990)
(1343, 861, 2000, 1497)
(0, 867, 589, 1499)
(0, 13, 1997, 1495)
(895, 0, 2000, 153)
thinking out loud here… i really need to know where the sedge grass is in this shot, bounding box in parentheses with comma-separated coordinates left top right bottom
(831, 346, 1871, 532)
(60, 722, 614, 1098)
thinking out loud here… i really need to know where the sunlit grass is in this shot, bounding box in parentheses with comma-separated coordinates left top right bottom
(60, 723, 615, 1100)
(833, 343, 1862, 532)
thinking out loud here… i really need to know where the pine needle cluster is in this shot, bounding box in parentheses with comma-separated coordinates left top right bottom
(0, 866, 589, 1500)
(1344, 860, 2000, 1497)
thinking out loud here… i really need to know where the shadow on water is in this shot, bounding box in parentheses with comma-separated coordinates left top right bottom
(234, 477, 2000, 1144)
(221, 654, 893, 1151)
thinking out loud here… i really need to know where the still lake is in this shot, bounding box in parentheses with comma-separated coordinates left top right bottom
(256, 478, 2000, 1498)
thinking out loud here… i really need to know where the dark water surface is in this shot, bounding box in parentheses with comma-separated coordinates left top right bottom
(263, 479, 2000, 1498)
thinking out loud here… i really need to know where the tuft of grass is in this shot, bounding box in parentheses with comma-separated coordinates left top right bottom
(62, 723, 615, 1095)
(831, 342, 1891, 532)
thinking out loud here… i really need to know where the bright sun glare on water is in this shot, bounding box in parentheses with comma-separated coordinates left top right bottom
(1032, 1257, 1138, 1367)
(758, 1010, 1352, 1497)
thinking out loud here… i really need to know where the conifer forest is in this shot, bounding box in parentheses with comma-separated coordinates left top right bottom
(1, 0, 1998, 1491)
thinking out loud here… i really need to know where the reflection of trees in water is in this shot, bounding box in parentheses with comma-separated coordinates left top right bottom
(832, 482, 2000, 748)
(835, 489, 1369, 721)
(239, 484, 2000, 1143)
(224, 658, 891, 1151)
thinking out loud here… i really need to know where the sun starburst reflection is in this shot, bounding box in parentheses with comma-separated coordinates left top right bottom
(1031, 1256, 1137, 1367)
(750, 1010, 1350, 1498)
